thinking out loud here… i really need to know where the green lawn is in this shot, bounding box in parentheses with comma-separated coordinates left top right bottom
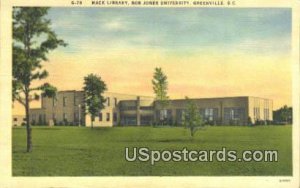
(12, 126, 292, 176)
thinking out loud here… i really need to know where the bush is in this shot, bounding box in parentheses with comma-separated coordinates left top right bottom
(63, 119, 69, 126)
(255, 120, 266, 125)
(247, 117, 253, 126)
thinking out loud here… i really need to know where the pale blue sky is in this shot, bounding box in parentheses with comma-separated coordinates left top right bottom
(47, 8, 291, 55)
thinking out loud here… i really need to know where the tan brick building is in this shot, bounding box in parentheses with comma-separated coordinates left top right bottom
(29, 91, 273, 126)
(154, 96, 273, 125)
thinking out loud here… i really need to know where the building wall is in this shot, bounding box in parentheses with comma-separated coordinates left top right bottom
(29, 91, 273, 126)
(248, 97, 273, 123)
(87, 93, 154, 127)
(119, 98, 154, 126)
(29, 90, 153, 127)
(41, 90, 85, 125)
(153, 96, 273, 125)
(154, 97, 249, 125)
(29, 108, 46, 125)
(12, 115, 26, 126)
(29, 91, 85, 126)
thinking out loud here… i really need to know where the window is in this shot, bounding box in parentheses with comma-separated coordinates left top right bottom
(176, 109, 185, 123)
(159, 109, 167, 120)
(158, 109, 172, 122)
(205, 108, 214, 121)
(224, 108, 245, 121)
(121, 116, 136, 125)
(52, 98, 56, 107)
(107, 97, 110, 106)
(38, 114, 43, 124)
(114, 98, 117, 106)
(13, 118, 17, 121)
(63, 113, 67, 120)
(264, 108, 269, 120)
(52, 113, 56, 120)
(140, 106, 152, 110)
(74, 113, 77, 121)
(113, 112, 117, 122)
(63, 97, 67, 107)
(121, 106, 136, 110)
(74, 96, 76, 106)
(253, 107, 260, 120)
(200, 108, 218, 121)
(99, 113, 103, 121)
(106, 113, 110, 121)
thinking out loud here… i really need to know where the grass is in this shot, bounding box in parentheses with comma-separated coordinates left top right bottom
(12, 125, 292, 176)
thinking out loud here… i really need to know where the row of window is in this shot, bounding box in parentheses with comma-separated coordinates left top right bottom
(98, 112, 117, 122)
(159, 108, 219, 121)
(120, 106, 153, 111)
(253, 107, 270, 120)
(13, 118, 26, 121)
(31, 107, 270, 123)
(52, 97, 118, 107)
(106, 97, 118, 107)
(224, 108, 245, 121)
(158, 108, 245, 121)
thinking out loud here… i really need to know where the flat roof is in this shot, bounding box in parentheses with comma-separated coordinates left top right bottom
(167, 96, 272, 101)
(56, 90, 154, 98)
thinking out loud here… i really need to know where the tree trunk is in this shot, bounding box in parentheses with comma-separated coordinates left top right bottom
(25, 91, 32, 152)
(190, 127, 194, 137)
(91, 116, 94, 129)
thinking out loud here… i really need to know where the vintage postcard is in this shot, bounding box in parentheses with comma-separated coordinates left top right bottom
(0, 0, 299, 187)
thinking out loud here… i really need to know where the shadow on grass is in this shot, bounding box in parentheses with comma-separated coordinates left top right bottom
(116, 138, 204, 143)
(12, 149, 28, 154)
(88, 127, 112, 131)
(31, 128, 63, 131)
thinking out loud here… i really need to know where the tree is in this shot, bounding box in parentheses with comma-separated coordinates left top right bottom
(83, 74, 107, 128)
(152, 67, 169, 125)
(183, 97, 205, 137)
(13, 7, 66, 152)
(273, 105, 292, 124)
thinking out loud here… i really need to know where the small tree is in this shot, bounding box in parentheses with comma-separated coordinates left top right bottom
(152, 67, 169, 125)
(183, 97, 205, 137)
(273, 105, 293, 124)
(83, 74, 107, 128)
(13, 7, 66, 152)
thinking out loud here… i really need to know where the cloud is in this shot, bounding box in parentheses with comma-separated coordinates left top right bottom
(47, 8, 291, 56)
(102, 19, 129, 31)
(220, 35, 291, 55)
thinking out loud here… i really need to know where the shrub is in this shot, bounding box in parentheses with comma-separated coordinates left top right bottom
(247, 117, 253, 126)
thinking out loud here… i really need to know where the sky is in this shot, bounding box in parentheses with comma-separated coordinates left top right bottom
(13, 8, 292, 114)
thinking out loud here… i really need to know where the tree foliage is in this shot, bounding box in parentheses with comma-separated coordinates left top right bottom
(152, 67, 169, 123)
(273, 105, 292, 124)
(83, 74, 107, 128)
(183, 97, 205, 137)
(13, 7, 66, 152)
(152, 67, 169, 103)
